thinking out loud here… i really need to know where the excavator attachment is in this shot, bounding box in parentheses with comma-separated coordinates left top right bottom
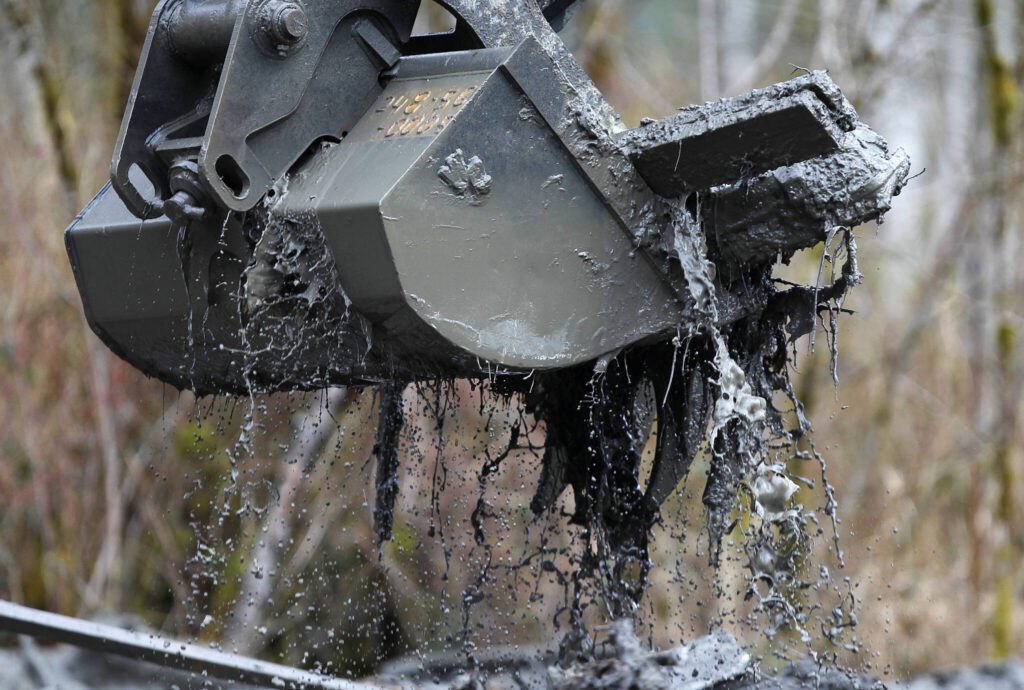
(66, 0, 907, 395)
(66, 0, 909, 549)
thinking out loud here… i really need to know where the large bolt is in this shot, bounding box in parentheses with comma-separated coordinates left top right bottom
(162, 190, 205, 225)
(162, 160, 209, 224)
(265, 1, 308, 46)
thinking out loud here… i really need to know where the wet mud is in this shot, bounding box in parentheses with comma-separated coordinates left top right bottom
(60, 1, 919, 685)
(196, 61, 911, 683)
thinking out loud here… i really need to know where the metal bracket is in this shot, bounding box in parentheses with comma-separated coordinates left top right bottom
(110, 0, 583, 219)
(111, 0, 419, 218)
(197, 0, 418, 212)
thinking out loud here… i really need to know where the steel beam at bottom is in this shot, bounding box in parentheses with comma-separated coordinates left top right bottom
(0, 600, 384, 690)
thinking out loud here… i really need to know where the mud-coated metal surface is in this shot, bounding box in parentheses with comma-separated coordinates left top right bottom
(70, 23, 907, 391)
(67, 182, 382, 394)
(196, 0, 419, 212)
(109, 0, 583, 220)
(620, 77, 848, 198)
(113, 0, 420, 216)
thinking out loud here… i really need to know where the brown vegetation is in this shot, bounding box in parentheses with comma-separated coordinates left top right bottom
(0, 0, 1021, 680)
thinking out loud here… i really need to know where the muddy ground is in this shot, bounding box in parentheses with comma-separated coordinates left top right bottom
(1, 629, 1020, 690)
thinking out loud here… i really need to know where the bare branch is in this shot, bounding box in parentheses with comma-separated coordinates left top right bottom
(698, 0, 721, 100)
(726, 0, 801, 94)
(224, 388, 348, 655)
(81, 332, 125, 613)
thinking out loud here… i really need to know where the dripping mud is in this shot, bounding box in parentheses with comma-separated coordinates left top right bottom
(153, 120, 913, 690)
(84, 42, 912, 690)
(43, 0, 985, 685)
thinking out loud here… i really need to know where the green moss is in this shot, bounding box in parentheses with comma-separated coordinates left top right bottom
(991, 317, 1019, 658)
(996, 320, 1016, 366)
(388, 521, 420, 555)
(975, 0, 994, 27)
(994, 320, 1018, 523)
(174, 419, 222, 462)
(977, 0, 1021, 147)
(992, 570, 1014, 659)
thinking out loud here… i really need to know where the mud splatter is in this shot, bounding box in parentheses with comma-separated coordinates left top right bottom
(438, 149, 493, 200)
(550, 621, 750, 690)
(116, 3, 911, 679)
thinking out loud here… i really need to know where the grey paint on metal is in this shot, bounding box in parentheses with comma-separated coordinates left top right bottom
(377, 51, 683, 368)
(271, 42, 684, 372)
(197, 0, 419, 212)
(0, 601, 383, 690)
(109, 0, 580, 221)
(165, 0, 247, 64)
(111, 0, 420, 217)
(431, 0, 662, 245)
(66, 181, 381, 394)
(110, 0, 220, 218)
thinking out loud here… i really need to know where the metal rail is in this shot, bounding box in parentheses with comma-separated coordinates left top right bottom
(0, 600, 385, 690)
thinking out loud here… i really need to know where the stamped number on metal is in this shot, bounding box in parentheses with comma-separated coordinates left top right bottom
(373, 86, 478, 140)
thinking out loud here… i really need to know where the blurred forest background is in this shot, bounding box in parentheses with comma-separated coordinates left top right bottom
(1, 0, 1022, 682)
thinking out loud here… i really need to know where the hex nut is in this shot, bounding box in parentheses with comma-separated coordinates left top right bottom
(264, 1, 308, 47)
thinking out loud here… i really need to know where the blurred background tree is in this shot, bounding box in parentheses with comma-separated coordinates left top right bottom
(0, 0, 1021, 680)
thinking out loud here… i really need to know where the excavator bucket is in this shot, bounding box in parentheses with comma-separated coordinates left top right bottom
(65, 0, 909, 550)
(65, 0, 906, 396)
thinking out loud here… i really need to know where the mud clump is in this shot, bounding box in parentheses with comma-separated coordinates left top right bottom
(438, 149, 494, 200)
(550, 621, 750, 690)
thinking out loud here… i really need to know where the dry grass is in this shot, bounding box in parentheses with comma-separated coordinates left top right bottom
(0, 0, 1021, 680)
